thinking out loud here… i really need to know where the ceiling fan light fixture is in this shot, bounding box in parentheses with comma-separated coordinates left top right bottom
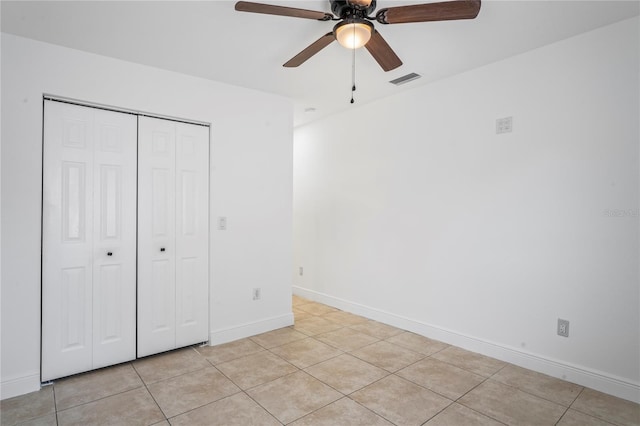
(347, 0, 373, 7)
(334, 20, 373, 49)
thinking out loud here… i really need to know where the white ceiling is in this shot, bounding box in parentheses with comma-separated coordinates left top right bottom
(2, 1, 638, 126)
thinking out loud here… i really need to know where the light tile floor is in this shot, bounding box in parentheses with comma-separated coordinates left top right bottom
(2, 295, 639, 425)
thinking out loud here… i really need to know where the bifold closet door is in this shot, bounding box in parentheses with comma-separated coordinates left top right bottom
(138, 116, 209, 357)
(42, 100, 137, 381)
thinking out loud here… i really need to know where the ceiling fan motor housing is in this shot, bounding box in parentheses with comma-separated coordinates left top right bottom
(331, 0, 377, 18)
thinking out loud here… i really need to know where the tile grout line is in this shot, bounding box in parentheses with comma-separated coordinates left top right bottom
(418, 401, 454, 426)
(242, 390, 286, 426)
(422, 353, 504, 380)
(131, 360, 170, 422)
(53, 363, 150, 414)
(346, 395, 401, 426)
(263, 334, 344, 370)
(52, 383, 60, 426)
(449, 374, 507, 425)
(486, 363, 586, 411)
(281, 391, 341, 425)
(567, 384, 586, 408)
(248, 328, 308, 351)
(179, 347, 283, 422)
(554, 407, 572, 426)
(200, 347, 269, 366)
(134, 346, 211, 384)
(208, 345, 293, 425)
(563, 387, 619, 426)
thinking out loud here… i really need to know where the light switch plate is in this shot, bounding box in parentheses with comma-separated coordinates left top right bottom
(496, 116, 513, 134)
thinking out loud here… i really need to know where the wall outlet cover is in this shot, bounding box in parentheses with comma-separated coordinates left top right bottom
(558, 318, 570, 337)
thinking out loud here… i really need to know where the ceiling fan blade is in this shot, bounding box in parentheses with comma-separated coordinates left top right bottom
(377, 0, 481, 24)
(235, 1, 332, 21)
(284, 32, 335, 68)
(365, 30, 403, 72)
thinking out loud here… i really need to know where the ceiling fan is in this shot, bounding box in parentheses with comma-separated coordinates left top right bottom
(235, 0, 481, 72)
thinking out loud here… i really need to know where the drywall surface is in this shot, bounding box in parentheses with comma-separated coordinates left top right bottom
(1, 33, 293, 399)
(294, 17, 639, 401)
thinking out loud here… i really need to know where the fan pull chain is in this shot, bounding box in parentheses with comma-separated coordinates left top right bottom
(350, 25, 356, 104)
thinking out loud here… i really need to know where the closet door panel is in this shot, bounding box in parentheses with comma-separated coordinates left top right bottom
(150, 258, 173, 330)
(175, 123, 209, 347)
(43, 101, 137, 380)
(42, 102, 95, 381)
(138, 116, 177, 357)
(92, 109, 137, 368)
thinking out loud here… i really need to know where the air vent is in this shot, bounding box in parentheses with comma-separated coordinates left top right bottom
(389, 73, 421, 86)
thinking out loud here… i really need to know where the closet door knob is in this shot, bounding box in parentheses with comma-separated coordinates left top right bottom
(160, 247, 166, 252)
(107, 252, 113, 256)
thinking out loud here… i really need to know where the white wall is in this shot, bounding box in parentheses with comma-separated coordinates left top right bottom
(293, 17, 639, 402)
(1, 34, 293, 399)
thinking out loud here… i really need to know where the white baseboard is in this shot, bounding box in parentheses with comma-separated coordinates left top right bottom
(209, 313, 294, 346)
(1, 373, 41, 401)
(293, 286, 640, 404)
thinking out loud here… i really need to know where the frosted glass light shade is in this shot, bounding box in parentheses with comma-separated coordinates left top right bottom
(348, 0, 373, 6)
(335, 21, 372, 49)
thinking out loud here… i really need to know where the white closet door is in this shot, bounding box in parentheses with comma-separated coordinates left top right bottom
(138, 117, 209, 357)
(42, 101, 136, 381)
(137, 117, 177, 357)
(175, 122, 209, 347)
(91, 109, 137, 368)
(42, 102, 94, 381)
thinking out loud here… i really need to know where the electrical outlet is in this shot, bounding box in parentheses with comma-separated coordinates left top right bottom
(218, 216, 227, 230)
(496, 116, 513, 134)
(299, 266, 304, 276)
(558, 318, 570, 337)
(253, 288, 261, 301)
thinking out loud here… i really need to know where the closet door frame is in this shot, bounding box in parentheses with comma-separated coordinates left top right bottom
(41, 96, 211, 380)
